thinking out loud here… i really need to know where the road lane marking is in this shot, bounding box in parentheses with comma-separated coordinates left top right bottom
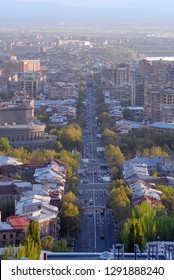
(94, 211, 97, 251)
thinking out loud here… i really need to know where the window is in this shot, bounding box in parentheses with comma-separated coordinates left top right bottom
(3, 234, 6, 239)
(10, 234, 13, 239)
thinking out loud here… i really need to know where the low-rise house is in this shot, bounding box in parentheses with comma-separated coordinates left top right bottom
(33, 160, 66, 185)
(0, 156, 23, 178)
(0, 181, 19, 201)
(15, 194, 59, 241)
(0, 215, 30, 247)
(122, 159, 163, 206)
(148, 122, 174, 135)
(130, 180, 162, 206)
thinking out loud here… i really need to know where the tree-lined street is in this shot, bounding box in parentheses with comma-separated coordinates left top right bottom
(74, 85, 115, 252)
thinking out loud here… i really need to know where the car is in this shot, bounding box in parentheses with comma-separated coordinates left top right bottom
(100, 234, 105, 239)
(89, 199, 93, 205)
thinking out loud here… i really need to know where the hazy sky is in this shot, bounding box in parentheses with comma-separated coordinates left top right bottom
(1, 0, 174, 24)
(15, 0, 174, 8)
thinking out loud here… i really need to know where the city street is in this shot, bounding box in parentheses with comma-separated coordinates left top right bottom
(74, 86, 115, 253)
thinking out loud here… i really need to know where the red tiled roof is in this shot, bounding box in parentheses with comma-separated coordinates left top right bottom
(7, 216, 30, 229)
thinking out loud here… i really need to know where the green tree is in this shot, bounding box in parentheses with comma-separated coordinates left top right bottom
(60, 202, 79, 217)
(52, 239, 70, 252)
(0, 137, 11, 153)
(42, 236, 55, 251)
(102, 128, 119, 146)
(25, 220, 42, 260)
(16, 245, 26, 259)
(142, 146, 168, 157)
(135, 221, 144, 251)
(108, 185, 132, 226)
(1, 245, 16, 260)
(55, 141, 63, 152)
(60, 124, 83, 151)
(24, 235, 39, 260)
(105, 144, 125, 167)
(127, 222, 136, 252)
(157, 185, 174, 214)
(98, 112, 112, 131)
(127, 220, 144, 252)
(0, 198, 15, 221)
(122, 108, 134, 120)
(59, 199, 82, 238)
(97, 102, 108, 115)
(9, 147, 31, 164)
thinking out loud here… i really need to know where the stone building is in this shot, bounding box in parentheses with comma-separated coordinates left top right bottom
(0, 96, 56, 150)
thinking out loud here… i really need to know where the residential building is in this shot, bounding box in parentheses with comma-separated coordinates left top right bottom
(0, 215, 30, 247)
(19, 59, 41, 73)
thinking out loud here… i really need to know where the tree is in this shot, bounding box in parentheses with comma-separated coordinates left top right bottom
(142, 146, 168, 157)
(59, 199, 82, 238)
(1, 245, 16, 260)
(157, 185, 174, 214)
(97, 102, 108, 115)
(60, 124, 83, 151)
(42, 149, 57, 162)
(127, 222, 136, 252)
(98, 112, 112, 131)
(105, 144, 125, 167)
(127, 220, 144, 252)
(60, 202, 79, 218)
(24, 235, 39, 260)
(0, 137, 11, 153)
(68, 176, 79, 193)
(122, 108, 134, 120)
(102, 128, 119, 146)
(9, 147, 31, 164)
(55, 141, 63, 152)
(134, 221, 144, 251)
(42, 236, 54, 251)
(63, 192, 78, 204)
(59, 150, 80, 175)
(108, 185, 132, 226)
(0, 198, 15, 221)
(62, 191, 83, 214)
(25, 220, 42, 260)
(16, 245, 26, 259)
(52, 239, 70, 252)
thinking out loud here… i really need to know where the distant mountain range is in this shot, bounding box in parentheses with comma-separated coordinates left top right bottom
(1, 0, 174, 26)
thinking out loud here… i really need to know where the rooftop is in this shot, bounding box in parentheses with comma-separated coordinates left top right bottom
(7, 216, 30, 229)
(149, 122, 174, 130)
(0, 156, 23, 166)
(0, 222, 13, 231)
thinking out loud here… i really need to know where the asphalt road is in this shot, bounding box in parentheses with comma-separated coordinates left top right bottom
(74, 210, 115, 253)
(74, 86, 115, 253)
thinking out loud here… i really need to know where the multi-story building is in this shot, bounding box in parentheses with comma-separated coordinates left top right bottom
(102, 64, 131, 86)
(18, 73, 38, 97)
(0, 96, 56, 150)
(134, 75, 147, 107)
(19, 59, 41, 73)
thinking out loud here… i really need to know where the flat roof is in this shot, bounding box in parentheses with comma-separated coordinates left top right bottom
(149, 122, 174, 130)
